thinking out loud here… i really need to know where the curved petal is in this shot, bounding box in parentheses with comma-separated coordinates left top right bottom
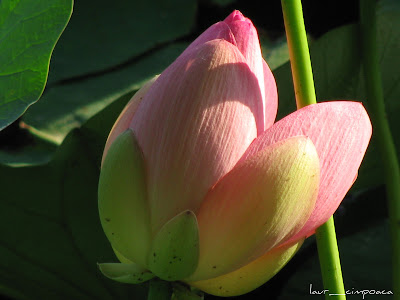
(98, 130, 151, 267)
(224, 11, 261, 62)
(180, 21, 236, 56)
(102, 76, 158, 166)
(224, 11, 269, 130)
(113, 247, 135, 264)
(240, 101, 372, 242)
(148, 210, 199, 281)
(130, 40, 263, 233)
(99, 262, 155, 284)
(188, 136, 319, 281)
(263, 60, 278, 128)
(188, 240, 303, 297)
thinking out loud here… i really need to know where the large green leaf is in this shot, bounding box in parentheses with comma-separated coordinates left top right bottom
(260, 35, 290, 71)
(0, 136, 56, 167)
(0, 0, 73, 131)
(47, 0, 197, 83)
(205, 0, 237, 7)
(0, 93, 148, 300)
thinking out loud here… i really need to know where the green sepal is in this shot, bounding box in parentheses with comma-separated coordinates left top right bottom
(98, 262, 155, 284)
(98, 129, 151, 267)
(148, 210, 199, 281)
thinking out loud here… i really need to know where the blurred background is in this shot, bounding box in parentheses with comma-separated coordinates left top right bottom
(0, 0, 396, 299)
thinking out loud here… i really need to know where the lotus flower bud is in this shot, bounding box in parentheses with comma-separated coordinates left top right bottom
(98, 10, 372, 296)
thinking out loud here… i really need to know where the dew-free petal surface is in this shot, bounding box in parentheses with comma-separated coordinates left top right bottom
(241, 101, 372, 241)
(98, 130, 151, 267)
(184, 11, 274, 131)
(180, 21, 236, 56)
(148, 211, 199, 281)
(224, 11, 268, 130)
(99, 262, 154, 284)
(263, 60, 278, 128)
(131, 40, 263, 233)
(188, 240, 303, 297)
(102, 76, 158, 165)
(190, 137, 319, 281)
(113, 247, 134, 264)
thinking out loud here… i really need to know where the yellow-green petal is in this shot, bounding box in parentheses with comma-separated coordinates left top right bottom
(98, 130, 151, 267)
(188, 241, 303, 296)
(113, 247, 134, 264)
(189, 136, 319, 281)
(148, 210, 199, 281)
(99, 262, 154, 284)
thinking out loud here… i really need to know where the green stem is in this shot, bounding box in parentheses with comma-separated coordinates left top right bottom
(171, 283, 204, 300)
(281, 0, 316, 108)
(147, 279, 172, 300)
(315, 218, 345, 299)
(281, 1, 346, 299)
(360, 0, 400, 297)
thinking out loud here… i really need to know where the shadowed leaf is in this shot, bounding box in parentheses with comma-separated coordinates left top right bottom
(0, 0, 72, 130)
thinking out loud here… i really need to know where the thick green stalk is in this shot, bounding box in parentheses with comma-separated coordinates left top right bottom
(315, 218, 345, 299)
(281, 0, 316, 108)
(147, 279, 172, 300)
(360, 0, 400, 297)
(281, 1, 346, 299)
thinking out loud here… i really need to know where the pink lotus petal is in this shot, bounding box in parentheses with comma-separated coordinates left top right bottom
(182, 10, 277, 132)
(130, 39, 263, 233)
(102, 76, 158, 166)
(224, 10, 246, 23)
(189, 136, 319, 281)
(263, 60, 278, 128)
(224, 11, 268, 130)
(240, 101, 372, 242)
(181, 21, 236, 57)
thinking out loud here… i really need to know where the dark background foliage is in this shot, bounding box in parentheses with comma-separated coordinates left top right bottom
(0, 0, 397, 299)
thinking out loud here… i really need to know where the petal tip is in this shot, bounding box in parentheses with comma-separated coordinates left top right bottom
(225, 10, 246, 23)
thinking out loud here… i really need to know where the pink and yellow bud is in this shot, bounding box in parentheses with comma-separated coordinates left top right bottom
(98, 10, 372, 297)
